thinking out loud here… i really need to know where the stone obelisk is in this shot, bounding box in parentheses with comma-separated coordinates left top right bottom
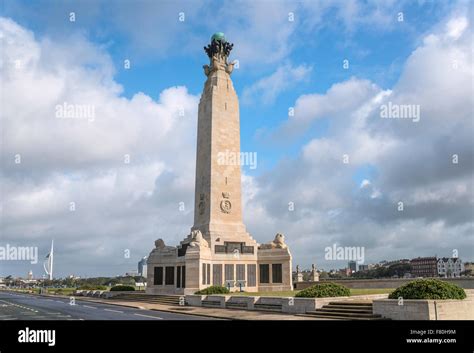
(146, 33, 292, 295)
(192, 32, 247, 240)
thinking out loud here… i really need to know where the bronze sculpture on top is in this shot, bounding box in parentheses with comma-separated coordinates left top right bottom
(203, 32, 235, 76)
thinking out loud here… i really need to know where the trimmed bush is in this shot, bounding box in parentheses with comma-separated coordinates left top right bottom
(110, 285, 135, 292)
(195, 286, 230, 295)
(295, 282, 351, 298)
(389, 279, 466, 300)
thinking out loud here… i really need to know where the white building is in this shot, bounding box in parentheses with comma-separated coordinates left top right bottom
(437, 257, 464, 278)
(138, 256, 148, 278)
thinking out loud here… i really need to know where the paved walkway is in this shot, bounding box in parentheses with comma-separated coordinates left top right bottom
(81, 297, 320, 320)
(28, 293, 319, 320)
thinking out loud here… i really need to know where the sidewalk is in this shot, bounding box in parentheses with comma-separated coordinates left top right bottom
(2, 290, 330, 320)
(79, 296, 320, 320)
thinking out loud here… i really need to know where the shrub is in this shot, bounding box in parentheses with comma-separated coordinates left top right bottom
(389, 279, 466, 300)
(110, 285, 135, 292)
(78, 284, 107, 290)
(195, 286, 230, 295)
(295, 282, 351, 298)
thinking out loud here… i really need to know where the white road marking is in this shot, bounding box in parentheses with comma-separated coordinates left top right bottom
(103, 309, 123, 313)
(0, 299, 38, 312)
(133, 313, 163, 320)
(83, 305, 97, 309)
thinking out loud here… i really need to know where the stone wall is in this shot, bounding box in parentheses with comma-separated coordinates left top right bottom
(373, 298, 474, 320)
(185, 293, 384, 314)
(373, 289, 474, 320)
(295, 277, 474, 290)
(186, 292, 474, 319)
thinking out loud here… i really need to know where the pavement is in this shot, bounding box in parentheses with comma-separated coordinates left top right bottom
(0, 290, 317, 320)
(62, 295, 318, 320)
(0, 291, 217, 320)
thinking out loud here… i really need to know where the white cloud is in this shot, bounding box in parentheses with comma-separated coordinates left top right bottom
(1, 5, 473, 277)
(244, 10, 474, 269)
(0, 17, 199, 276)
(241, 63, 312, 105)
(446, 16, 468, 40)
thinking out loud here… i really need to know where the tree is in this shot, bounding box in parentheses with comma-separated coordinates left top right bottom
(319, 271, 329, 279)
(387, 263, 412, 278)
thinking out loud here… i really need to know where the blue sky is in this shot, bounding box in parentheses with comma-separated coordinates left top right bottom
(2, 0, 451, 178)
(1, 0, 473, 277)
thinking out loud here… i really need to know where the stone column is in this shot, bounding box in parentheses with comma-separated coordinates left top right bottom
(295, 265, 304, 282)
(310, 263, 319, 282)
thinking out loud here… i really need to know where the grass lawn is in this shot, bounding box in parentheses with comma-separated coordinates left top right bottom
(350, 288, 394, 295)
(226, 288, 394, 297)
(229, 290, 298, 297)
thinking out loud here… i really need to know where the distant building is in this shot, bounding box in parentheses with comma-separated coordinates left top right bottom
(437, 257, 464, 278)
(27, 270, 33, 280)
(125, 270, 139, 277)
(383, 259, 410, 268)
(358, 264, 369, 271)
(464, 262, 474, 275)
(138, 256, 148, 278)
(338, 268, 351, 277)
(348, 261, 357, 273)
(410, 257, 438, 277)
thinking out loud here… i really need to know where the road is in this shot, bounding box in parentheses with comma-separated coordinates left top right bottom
(0, 291, 217, 320)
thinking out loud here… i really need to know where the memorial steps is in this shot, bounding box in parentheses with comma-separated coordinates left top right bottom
(301, 301, 387, 320)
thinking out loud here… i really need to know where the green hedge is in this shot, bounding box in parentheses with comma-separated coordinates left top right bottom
(110, 285, 135, 292)
(195, 286, 230, 295)
(389, 279, 466, 300)
(295, 282, 351, 298)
